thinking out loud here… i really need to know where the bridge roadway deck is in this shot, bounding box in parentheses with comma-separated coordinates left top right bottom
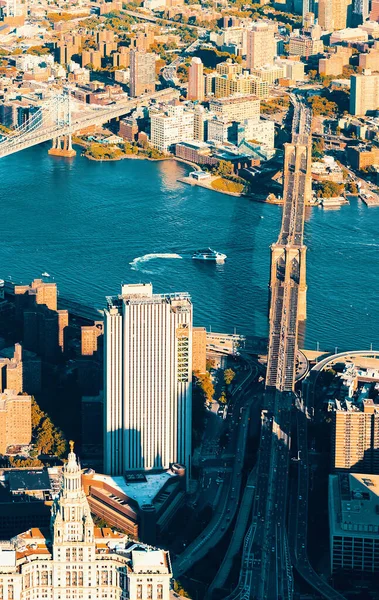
(246, 100, 311, 600)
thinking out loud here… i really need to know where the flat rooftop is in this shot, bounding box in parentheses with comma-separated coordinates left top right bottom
(329, 473, 379, 538)
(90, 470, 177, 507)
(132, 549, 169, 574)
(8, 469, 51, 493)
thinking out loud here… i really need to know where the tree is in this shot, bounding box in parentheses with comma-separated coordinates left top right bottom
(9, 457, 43, 467)
(173, 581, 190, 597)
(307, 95, 338, 117)
(308, 69, 318, 81)
(316, 180, 344, 198)
(31, 397, 67, 458)
(206, 358, 215, 371)
(216, 160, 234, 177)
(195, 372, 215, 402)
(347, 181, 358, 194)
(28, 45, 50, 56)
(31, 397, 44, 430)
(312, 139, 325, 159)
(218, 391, 227, 404)
(224, 368, 236, 386)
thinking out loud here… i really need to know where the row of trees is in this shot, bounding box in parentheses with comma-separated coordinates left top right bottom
(31, 397, 67, 457)
(316, 180, 344, 198)
(218, 368, 236, 404)
(85, 143, 124, 160)
(307, 95, 338, 117)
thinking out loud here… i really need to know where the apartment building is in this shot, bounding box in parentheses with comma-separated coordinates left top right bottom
(359, 42, 379, 70)
(319, 46, 353, 76)
(0, 389, 31, 454)
(0, 343, 23, 393)
(188, 57, 204, 102)
(246, 22, 276, 70)
(329, 473, 379, 572)
(192, 326, 207, 374)
(209, 95, 260, 122)
(332, 399, 379, 473)
(350, 72, 379, 115)
(150, 103, 194, 151)
(214, 63, 268, 99)
(129, 50, 156, 97)
(81, 321, 103, 356)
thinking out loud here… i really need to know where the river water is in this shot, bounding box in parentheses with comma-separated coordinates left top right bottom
(1, 145, 378, 350)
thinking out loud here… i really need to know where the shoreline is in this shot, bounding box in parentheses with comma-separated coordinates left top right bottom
(80, 148, 197, 171)
(84, 152, 171, 163)
(179, 175, 285, 204)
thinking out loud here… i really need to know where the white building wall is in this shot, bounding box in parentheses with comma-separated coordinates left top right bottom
(151, 107, 194, 151)
(104, 285, 192, 477)
(104, 307, 123, 475)
(242, 118, 275, 149)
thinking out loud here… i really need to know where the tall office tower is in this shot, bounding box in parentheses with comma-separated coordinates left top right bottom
(104, 283, 192, 477)
(318, 0, 334, 28)
(129, 50, 156, 97)
(353, 0, 369, 23)
(319, 0, 351, 29)
(246, 22, 276, 70)
(370, 0, 379, 21)
(332, 399, 379, 473)
(188, 57, 204, 102)
(5, 0, 17, 16)
(350, 72, 379, 115)
(302, 0, 311, 22)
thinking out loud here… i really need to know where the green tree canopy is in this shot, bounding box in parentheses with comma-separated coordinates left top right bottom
(316, 180, 344, 198)
(224, 368, 236, 386)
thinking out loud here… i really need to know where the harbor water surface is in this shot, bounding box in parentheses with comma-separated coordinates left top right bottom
(1, 145, 378, 350)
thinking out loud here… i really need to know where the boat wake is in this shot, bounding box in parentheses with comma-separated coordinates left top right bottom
(129, 253, 183, 272)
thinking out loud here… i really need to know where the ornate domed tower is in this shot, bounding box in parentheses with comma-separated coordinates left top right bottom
(51, 441, 95, 564)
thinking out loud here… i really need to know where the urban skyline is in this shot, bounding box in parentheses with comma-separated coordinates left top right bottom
(0, 0, 379, 598)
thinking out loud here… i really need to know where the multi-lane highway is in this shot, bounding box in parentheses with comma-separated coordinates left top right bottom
(173, 359, 259, 579)
(288, 399, 347, 600)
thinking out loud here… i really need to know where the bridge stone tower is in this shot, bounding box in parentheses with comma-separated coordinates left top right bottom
(48, 91, 76, 158)
(268, 137, 311, 324)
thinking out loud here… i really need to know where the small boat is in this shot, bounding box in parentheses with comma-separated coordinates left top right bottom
(192, 248, 227, 262)
(42, 272, 50, 278)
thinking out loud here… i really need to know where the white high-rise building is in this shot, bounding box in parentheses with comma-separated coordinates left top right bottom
(0, 445, 173, 600)
(104, 283, 192, 477)
(150, 103, 194, 152)
(246, 22, 277, 70)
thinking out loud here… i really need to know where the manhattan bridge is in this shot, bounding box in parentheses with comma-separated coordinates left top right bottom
(0, 87, 177, 159)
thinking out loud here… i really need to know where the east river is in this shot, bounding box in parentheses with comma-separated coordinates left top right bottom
(1, 144, 378, 350)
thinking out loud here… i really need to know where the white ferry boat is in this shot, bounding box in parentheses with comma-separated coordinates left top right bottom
(192, 248, 227, 262)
